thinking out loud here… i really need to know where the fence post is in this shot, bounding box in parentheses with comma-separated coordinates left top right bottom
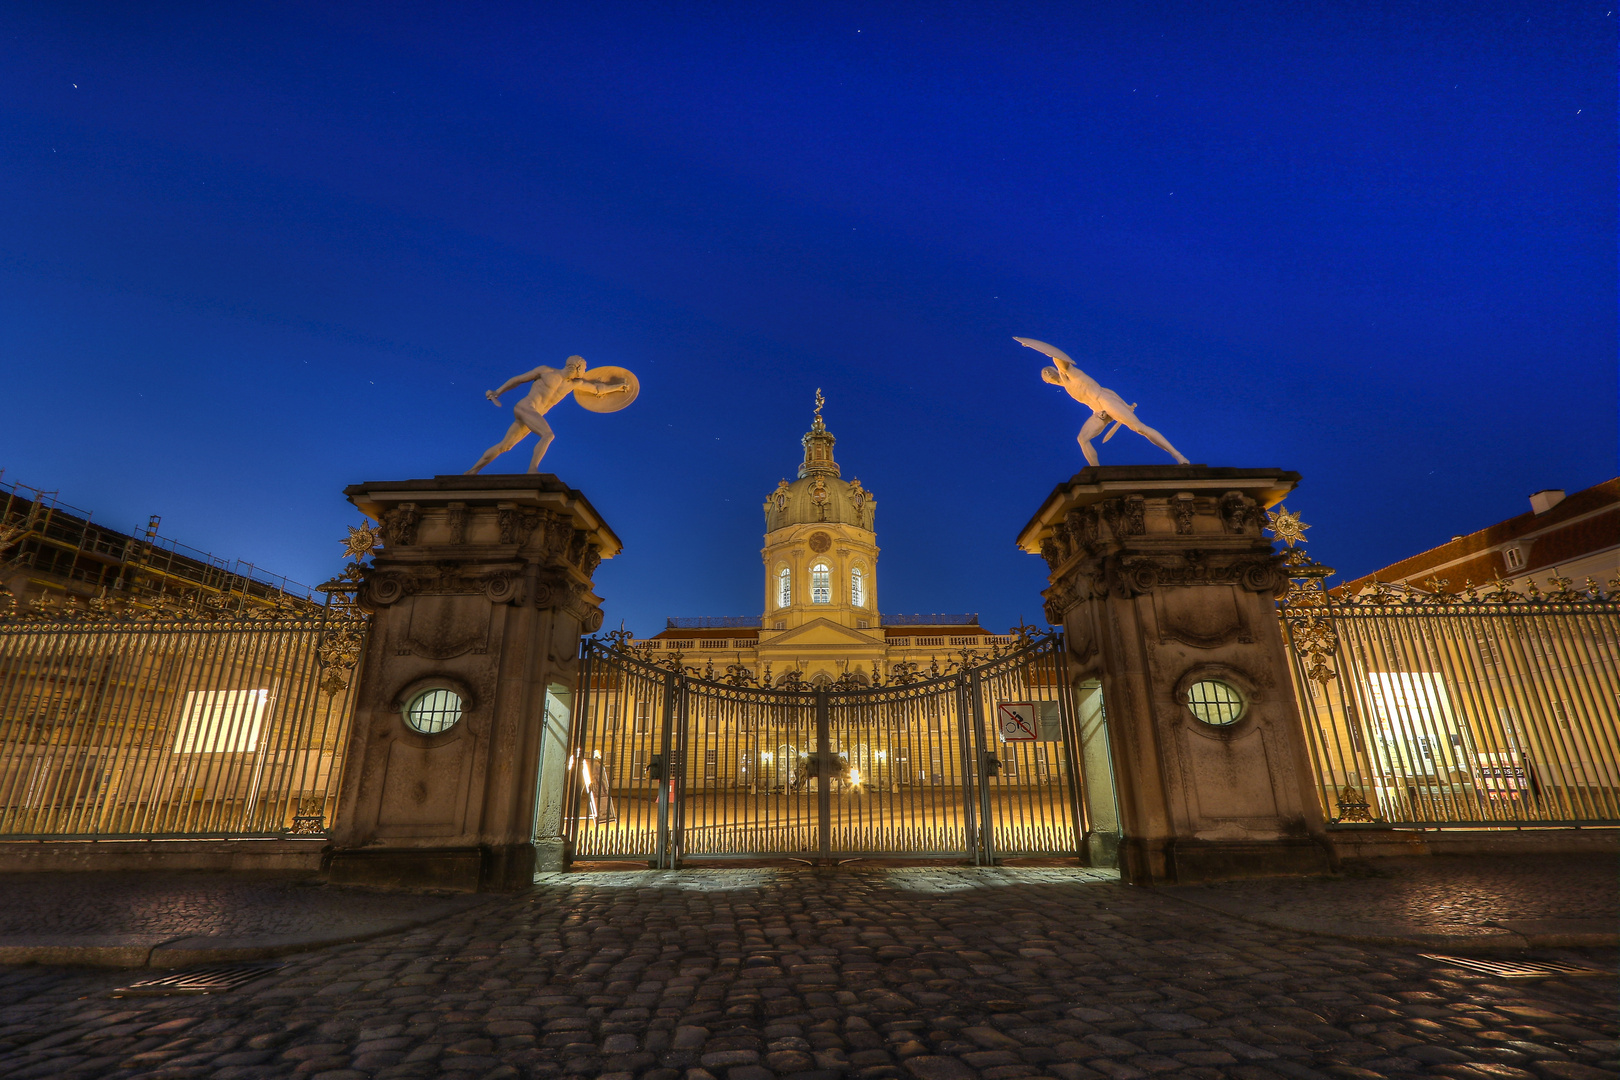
(1049, 635, 1093, 861)
(952, 678, 978, 864)
(1015, 465, 1336, 884)
(672, 676, 690, 867)
(967, 668, 997, 866)
(816, 688, 831, 863)
(560, 640, 595, 866)
(655, 670, 678, 869)
(327, 475, 620, 891)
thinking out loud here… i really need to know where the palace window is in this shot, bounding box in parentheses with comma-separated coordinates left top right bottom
(811, 562, 831, 604)
(851, 566, 865, 607)
(777, 567, 791, 608)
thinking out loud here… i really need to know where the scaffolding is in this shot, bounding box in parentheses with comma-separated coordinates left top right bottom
(0, 473, 319, 616)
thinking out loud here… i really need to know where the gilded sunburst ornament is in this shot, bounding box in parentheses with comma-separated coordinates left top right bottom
(341, 523, 382, 560)
(1265, 506, 1310, 548)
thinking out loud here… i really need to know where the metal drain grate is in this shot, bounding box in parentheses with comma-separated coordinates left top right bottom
(112, 964, 278, 997)
(1421, 954, 1612, 979)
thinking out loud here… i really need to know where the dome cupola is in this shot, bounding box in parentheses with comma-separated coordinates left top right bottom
(799, 389, 840, 479)
(759, 389, 881, 634)
(762, 390, 875, 532)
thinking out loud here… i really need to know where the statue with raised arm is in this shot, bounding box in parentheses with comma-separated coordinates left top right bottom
(1016, 337, 1190, 467)
(466, 355, 639, 474)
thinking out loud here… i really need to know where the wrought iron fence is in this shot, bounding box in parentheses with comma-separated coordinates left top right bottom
(564, 628, 1086, 865)
(0, 598, 365, 838)
(1277, 541, 1620, 829)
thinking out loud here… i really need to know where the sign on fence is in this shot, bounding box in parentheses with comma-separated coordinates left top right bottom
(997, 702, 1038, 741)
(997, 700, 1063, 742)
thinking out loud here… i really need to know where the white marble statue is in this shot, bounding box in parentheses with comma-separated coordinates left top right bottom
(467, 356, 638, 474)
(1016, 337, 1189, 467)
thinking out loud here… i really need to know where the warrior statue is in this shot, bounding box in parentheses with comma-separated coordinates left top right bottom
(1016, 337, 1189, 467)
(467, 355, 639, 474)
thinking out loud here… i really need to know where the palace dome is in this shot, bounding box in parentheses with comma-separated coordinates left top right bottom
(762, 392, 875, 533)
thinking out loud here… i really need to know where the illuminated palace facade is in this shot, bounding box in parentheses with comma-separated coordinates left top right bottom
(630, 397, 1013, 676)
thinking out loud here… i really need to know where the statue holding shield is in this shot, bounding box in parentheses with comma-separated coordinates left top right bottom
(466, 355, 639, 474)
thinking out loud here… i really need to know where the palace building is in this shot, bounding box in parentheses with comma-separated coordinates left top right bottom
(1337, 478, 1619, 597)
(630, 395, 1012, 679)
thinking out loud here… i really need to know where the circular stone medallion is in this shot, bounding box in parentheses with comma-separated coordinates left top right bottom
(808, 532, 832, 553)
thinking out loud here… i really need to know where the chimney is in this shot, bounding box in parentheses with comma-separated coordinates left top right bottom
(1529, 489, 1565, 515)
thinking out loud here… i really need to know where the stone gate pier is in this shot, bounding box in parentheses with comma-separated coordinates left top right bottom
(1019, 465, 1335, 884)
(328, 476, 618, 891)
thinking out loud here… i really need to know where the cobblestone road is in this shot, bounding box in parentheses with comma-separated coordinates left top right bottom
(1170, 856, 1616, 926)
(0, 873, 482, 940)
(1164, 855, 1617, 945)
(0, 863, 1614, 1080)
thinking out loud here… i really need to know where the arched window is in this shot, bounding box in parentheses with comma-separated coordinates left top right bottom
(810, 562, 831, 604)
(851, 566, 865, 608)
(777, 567, 791, 608)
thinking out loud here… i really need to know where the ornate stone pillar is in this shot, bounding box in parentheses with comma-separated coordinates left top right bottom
(1018, 466, 1334, 884)
(328, 476, 618, 890)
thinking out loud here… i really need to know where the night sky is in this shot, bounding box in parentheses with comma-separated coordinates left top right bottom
(2, 3, 1613, 635)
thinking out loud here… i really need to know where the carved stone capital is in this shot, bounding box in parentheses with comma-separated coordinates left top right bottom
(1219, 491, 1258, 534)
(497, 505, 546, 546)
(446, 502, 468, 545)
(1065, 506, 1099, 552)
(1171, 493, 1195, 535)
(379, 504, 421, 546)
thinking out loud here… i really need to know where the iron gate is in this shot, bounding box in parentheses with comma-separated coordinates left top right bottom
(563, 630, 1088, 865)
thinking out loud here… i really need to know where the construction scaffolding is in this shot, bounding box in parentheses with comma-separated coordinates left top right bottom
(0, 473, 319, 617)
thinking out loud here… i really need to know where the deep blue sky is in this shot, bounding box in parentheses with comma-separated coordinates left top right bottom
(2, 2, 1613, 634)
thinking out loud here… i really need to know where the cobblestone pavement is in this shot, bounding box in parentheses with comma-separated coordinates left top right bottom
(0, 864, 1614, 1080)
(0, 872, 488, 967)
(0, 873, 482, 940)
(1166, 855, 1617, 946)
